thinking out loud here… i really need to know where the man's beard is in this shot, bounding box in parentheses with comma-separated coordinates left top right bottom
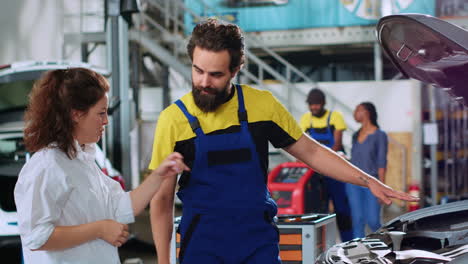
(192, 84, 230, 112)
(311, 107, 326, 118)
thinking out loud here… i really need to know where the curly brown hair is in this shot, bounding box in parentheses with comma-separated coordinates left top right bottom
(24, 67, 109, 159)
(187, 18, 245, 73)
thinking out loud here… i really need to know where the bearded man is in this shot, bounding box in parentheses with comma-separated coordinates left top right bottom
(148, 18, 418, 264)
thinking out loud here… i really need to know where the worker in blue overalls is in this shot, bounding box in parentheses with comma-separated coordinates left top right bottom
(148, 18, 419, 264)
(299, 88, 353, 242)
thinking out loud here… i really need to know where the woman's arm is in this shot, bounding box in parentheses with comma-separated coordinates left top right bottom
(36, 220, 129, 250)
(130, 152, 189, 216)
(37, 152, 188, 251)
(377, 132, 388, 183)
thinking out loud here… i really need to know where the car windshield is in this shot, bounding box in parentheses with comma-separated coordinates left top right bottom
(0, 80, 34, 112)
(0, 136, 28, 212)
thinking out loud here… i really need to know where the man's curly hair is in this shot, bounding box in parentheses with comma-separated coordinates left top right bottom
(187, 18, 245, 73)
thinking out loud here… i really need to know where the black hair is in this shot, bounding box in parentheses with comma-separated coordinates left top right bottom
(306, 88, 326, 105)
(187, 18, 245, 73)
(360, 102, 379, 128)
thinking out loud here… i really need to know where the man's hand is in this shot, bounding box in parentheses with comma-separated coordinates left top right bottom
(98, 220, 129, 247)
(367, 178, 419, 205)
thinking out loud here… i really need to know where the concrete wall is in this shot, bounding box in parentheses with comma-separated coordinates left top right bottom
(315, 80, 422, 133)
(0, 0, 106, 66)
(263, 80, 421, 133)
(0, 0, 63, 62)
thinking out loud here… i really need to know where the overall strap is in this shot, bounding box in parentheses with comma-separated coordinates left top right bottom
(236, 84, 248, 124)
(326, 111, 333, 130)
(309, 111, 332, 133)
(175, 100, 202, 135)
(325, 111, 334, 146)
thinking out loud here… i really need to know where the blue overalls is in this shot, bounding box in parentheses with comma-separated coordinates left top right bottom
(307, 112, 354, 242)
(175, 84, 281, 263)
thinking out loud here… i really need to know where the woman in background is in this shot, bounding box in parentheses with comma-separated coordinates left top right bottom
(14, 68, 188, 263)
(347, 102, 388, 238)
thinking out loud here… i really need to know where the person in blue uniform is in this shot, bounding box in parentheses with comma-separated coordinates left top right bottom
(299, 88, 353, 242)
(148, 18, 418, 264)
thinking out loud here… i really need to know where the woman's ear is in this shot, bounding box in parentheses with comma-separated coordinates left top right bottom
(71, 109, 83, 123)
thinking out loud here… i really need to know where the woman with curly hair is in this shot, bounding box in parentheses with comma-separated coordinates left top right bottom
(14, 68, 188, 263)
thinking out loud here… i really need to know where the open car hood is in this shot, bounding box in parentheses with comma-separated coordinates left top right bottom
(383, 199, 468, 230)
(377, 14, 468, 106)
(317, 200, 468, 263)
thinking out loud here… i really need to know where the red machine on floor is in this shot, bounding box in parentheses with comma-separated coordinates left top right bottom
(267, 162, 327, 215)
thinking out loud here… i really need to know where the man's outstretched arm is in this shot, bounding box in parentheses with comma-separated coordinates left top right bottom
(284, 133, 418, 205)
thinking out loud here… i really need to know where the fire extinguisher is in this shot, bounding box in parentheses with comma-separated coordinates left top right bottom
(408, 183, 420, 211)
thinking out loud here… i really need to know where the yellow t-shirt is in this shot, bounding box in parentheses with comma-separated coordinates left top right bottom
(299, 110, 347, 132)
(149, 84, 303, 179)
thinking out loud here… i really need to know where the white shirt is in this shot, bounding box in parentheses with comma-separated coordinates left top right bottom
(14, 143, 135, 264)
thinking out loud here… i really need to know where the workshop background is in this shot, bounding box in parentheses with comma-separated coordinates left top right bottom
(1, 0, 467, 263)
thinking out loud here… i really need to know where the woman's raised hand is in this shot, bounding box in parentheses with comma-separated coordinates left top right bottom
(152, 152, 190, 179)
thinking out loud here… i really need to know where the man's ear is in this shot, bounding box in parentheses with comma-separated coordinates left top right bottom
(231, 65, 242, 79)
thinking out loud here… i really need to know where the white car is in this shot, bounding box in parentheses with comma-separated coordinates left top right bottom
(0, 121, 22, 260)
